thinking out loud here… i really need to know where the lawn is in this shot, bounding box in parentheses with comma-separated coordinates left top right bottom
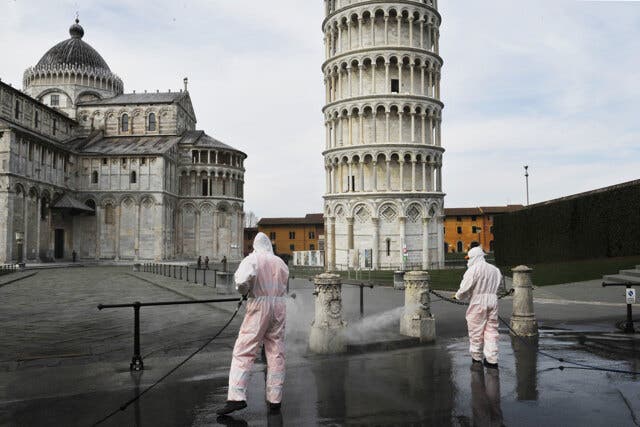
(290, 255, 640, 291)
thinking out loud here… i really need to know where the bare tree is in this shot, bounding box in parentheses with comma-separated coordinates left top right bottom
(244, 210, 258, 228)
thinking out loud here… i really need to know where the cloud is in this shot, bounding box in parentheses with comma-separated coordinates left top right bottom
(1, 0, 638, 217)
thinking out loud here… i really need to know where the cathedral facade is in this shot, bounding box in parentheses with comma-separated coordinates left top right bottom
(322, 0, 445, 270)
(0, 20, 246, 263)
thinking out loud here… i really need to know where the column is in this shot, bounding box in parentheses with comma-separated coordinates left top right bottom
(338, 23, 342, 52)
(347, 66, 352, 96)
(385, 62, 390, 92)
(331, 74, 336, 101)
(212, 210, 219, 256)
(309, 273, 346, 354)
(436, 163, 442, 192)
(347, 21, 352, 50)
(347, 162, 353, 192)
(399, 160, 405, 191)
(95, 205, 101, 260)
(421, 65, 426, 95)
(422, 218, 430, 269)
(372, 217, 380, 269)
(114, 205, 120, 261)
(421, 114, 427, 144)
(372, 109, 377, 142)
(371, 15, 375, 46)
(386, 160, 391, 191)
(326, 166, 331, 194)
(437, 215, 444, 267)
(358, 18, 363, 47)
(410, 112, 416, 142)
(510, 266, 539, 337)
(397, 63, 403, 92)
(410, 63, 415, 93)
(436, 117, 442, 146)
(358, 65, 364, 96)
(22, 194, 28, 261)
(400, 271, 436, 341)
(338, 70, 343, 99)
(332, 118, 338, 147)
(35, 197, 41, 261)
(371, 62, 376, 94)
(338, 116, 343, 146)
(384, 15, 389, 44)
(419, 19, 425, 49)
(399, 216, 406, 269)
(134, 202, 140, 261)
(326, 121, 331, 149)
(428, 69, 433, 97)
(385, 112, 390, 142)
(347, 217, 354, 250)
(398, 110, 403, 142)
(422, 160, 427, 192)
(372, 161, 378, 190)
(195, 210, 200, 256)
(359, 112, 364, 144)
(348, 114, 353, 145)
(359, 161, 364, 191)
(396, 14, 402, 45)
(409, 16, 414, 46)
(427, 115, 433, 145)
(411, 160, 417, 191)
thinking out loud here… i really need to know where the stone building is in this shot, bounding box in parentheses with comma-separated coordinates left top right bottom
(0, 19, 246, 263)
(322, 0, 445, 270)
(444, 205, 523, 254)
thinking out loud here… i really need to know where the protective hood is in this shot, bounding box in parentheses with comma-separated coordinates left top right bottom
(253, 232, 274, 255)
(467, 246, 486, 268)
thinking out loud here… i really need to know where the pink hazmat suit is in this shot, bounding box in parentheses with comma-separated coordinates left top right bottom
(455, 247, 502, 364)
(227, 232, 289, 404)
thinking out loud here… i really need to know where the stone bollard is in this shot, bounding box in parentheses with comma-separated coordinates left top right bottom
(510, 266, 538, 337)
(309, 273, 347, 354)
(400, 271, 436, 342)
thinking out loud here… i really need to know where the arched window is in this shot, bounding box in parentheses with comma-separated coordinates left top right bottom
(456, 241, 463, 253)
(130, 171, 137, 184)
(121, 114, 129, 132)
(91, 171, 99, 184)
(147, 113, 156, 131)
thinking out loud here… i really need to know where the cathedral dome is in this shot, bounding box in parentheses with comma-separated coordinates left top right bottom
(35, 19, 111, 72)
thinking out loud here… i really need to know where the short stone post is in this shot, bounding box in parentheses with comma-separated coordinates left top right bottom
(400, 271, 436, 342)
(309, 273, 347, 354)
(510, 266, 538, 337)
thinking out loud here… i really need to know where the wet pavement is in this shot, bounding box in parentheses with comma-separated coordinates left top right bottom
(0, 267, 639, 426)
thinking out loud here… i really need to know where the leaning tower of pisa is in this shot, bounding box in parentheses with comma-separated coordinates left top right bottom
(322, 0, 445, 271)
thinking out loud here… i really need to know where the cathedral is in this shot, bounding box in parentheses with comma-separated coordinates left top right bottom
(0, 19, 246, 263)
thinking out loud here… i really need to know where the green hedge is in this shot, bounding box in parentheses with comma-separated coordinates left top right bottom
(494, 180, 640, 265)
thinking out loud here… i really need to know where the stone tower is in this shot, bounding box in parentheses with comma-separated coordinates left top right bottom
(322, 0, 445, 270)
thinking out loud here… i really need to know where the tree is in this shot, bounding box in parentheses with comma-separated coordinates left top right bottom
(244, 210, 258, 228)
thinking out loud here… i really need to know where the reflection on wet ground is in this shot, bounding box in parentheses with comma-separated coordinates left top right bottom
(2, 330, 639, 426)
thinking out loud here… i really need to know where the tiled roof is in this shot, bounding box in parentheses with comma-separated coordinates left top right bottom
(51, 193, 94, 212)
(258, 214, 324, 226)
(445, 205, 524, 216)
(77, 91, 187, 106)
(74, 133, 181, 155)
(180, 130, 239, 152)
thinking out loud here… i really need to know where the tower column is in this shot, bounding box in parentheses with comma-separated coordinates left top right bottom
(372, 217, 380, 269)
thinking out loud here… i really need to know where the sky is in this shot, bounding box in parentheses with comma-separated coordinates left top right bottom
(1, 0, 639, 219)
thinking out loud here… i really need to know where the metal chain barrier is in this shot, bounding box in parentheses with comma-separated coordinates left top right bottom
(430, 287, 640, 375)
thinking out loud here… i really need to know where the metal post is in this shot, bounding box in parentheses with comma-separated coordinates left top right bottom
(359, 284, 364, 318)
(203, 269, 207, 286)
(524, 165, 530, 206)
(194, 268, 198, 285)
(180, 266, 183, 280)
(625, 285, 635, 333)
(186, 266, 189, 282)
(130, 302, 144, 371)
(173, 265, 176, 278)
(213, 269, 218, 288)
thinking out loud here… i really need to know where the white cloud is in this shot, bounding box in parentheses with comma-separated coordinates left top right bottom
(1, 0, 638, 217)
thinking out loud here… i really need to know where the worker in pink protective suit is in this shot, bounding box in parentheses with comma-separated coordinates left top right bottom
(217, 232, 289, 415)
(454, 246, 502, 369)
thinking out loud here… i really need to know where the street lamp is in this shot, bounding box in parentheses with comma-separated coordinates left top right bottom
(524, 165, 530, 206)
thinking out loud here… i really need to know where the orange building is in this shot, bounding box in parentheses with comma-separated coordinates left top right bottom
(257, 214, 325, 259)
(444, 206, 523, 254)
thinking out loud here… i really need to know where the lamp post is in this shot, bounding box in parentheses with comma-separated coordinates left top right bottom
(524, 165, 530, 206)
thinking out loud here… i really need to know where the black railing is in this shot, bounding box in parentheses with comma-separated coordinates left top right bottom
(602, 282, 636, 333)
(0, 264, 18, 276)
(97, 297, 242, 371)
(142, 263, 220, 287)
